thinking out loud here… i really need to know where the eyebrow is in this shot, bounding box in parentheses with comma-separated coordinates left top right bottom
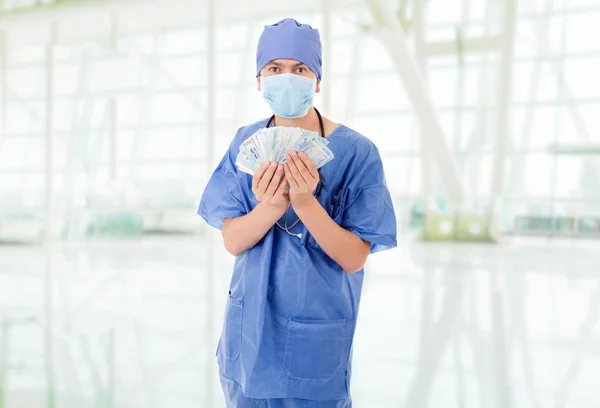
(267, 61, 307, 68)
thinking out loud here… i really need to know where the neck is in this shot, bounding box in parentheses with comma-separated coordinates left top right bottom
(273, 107, 320, 134)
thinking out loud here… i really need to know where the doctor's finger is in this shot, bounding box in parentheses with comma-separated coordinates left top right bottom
(266, 164, 284, 197)
(298, 153, 319, 180)
(252, 162, 270, 192)
(291, 153, 313, 183)
(286, 154, 307, 185)
(275, 177, 289, 197)
(284, 163, 300, 190)
(258, 162, 278, 192)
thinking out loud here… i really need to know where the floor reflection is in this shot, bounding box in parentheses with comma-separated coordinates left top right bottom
(0, 236, 598, 407)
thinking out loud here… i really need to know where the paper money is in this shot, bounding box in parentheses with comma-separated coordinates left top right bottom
(235, 126, 335, 176)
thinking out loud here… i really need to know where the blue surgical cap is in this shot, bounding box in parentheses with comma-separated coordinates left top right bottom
(256, 18, 323, 80)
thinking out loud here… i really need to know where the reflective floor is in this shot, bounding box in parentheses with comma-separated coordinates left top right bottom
(0, 234, 599, 407)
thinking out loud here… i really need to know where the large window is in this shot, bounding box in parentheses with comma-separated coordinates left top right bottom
(1, 1, 598, 235)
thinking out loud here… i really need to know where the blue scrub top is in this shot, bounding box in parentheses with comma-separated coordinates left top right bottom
(198, 119, 397, 401)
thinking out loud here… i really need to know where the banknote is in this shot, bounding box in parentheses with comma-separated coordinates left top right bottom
(235, 126, 334, 176)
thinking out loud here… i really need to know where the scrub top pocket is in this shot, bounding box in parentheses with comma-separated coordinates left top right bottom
(284, 318, 346, 381)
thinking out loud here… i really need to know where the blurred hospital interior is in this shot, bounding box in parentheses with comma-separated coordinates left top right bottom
(0, 0, 599, 407)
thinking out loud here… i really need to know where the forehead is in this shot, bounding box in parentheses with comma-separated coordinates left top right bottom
(266, 58, 308, 67)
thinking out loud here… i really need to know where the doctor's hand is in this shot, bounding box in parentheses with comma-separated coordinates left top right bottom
(252, 162, 289, 212)
(284, 151, 319, 208)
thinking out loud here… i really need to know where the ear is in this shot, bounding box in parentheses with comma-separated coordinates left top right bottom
(315, 79, 321, 94)
(257, 76, 261, 92)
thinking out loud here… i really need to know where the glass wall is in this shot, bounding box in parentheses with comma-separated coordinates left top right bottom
(0, 0, 598, 239)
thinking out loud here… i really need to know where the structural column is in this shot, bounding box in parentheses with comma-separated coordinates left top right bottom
(368, 0, 467, 208)
(0, 29, 6, 143)
(109, 13, 118, 183)
(44, 24, 57, 240)
(205, 0, 217, 406)
(490, 0, 517, 217)
(412, 0, 435, 212)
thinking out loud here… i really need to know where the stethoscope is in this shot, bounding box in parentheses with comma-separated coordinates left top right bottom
(267, 108, 325, 239)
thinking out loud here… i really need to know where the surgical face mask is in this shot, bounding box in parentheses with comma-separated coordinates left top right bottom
(260, 73, 317, 119)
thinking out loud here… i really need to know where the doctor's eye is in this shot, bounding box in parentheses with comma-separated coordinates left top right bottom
(296, 67, 307, 74)
(269, 67, 280, 73)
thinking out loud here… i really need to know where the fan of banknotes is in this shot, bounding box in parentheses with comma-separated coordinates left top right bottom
(235, 126, 335, 176)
